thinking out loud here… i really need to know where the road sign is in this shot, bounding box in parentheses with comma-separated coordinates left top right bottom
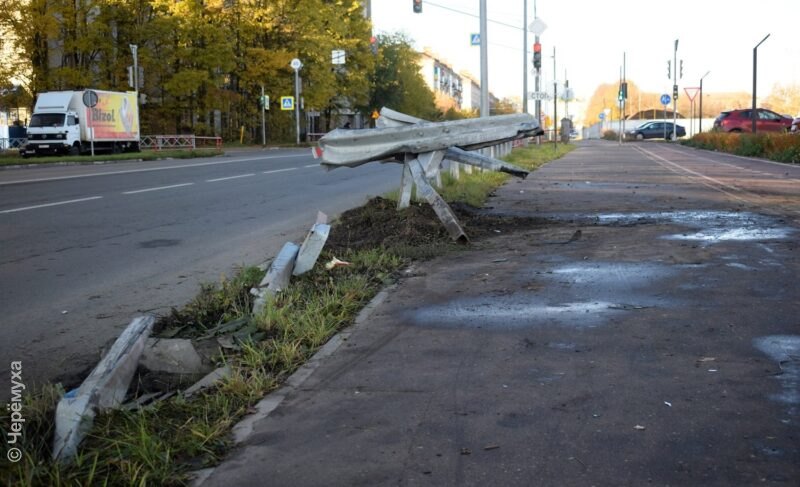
(529, 91, 549, 100)
(528, 18, 547, 35)
(470, 33, 480, 46)
(598, 112, 605, 121)
(660, 94, 671, 105)
(290, 58, 302, 70)
(684, 87, 700, 102)
(82, 90, 98, 108)
(281, 96, 295, 111)
(331, 50, 345, 65)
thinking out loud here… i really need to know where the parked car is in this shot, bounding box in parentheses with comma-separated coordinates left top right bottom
(791, 116, 799, 134)
(713, 108, 793, 133)
(627, 121, 686, 140)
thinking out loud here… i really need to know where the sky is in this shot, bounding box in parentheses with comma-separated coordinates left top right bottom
(370, 0, 800, 109)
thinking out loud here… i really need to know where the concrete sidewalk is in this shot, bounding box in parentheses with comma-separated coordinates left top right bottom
(202, 141, 800, 486)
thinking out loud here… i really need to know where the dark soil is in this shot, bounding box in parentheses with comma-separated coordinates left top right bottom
(325, 196, 551, 254)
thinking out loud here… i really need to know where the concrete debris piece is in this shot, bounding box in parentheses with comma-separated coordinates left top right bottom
(292, 223, 331, 276)
(183, 365, 232, 398)
(252, 242, 300, 315)
(140, 338, 211, 375)
(53, 315, 154, 462)
(325, 257, 352, 270)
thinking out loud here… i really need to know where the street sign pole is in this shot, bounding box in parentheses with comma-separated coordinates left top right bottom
(291, 58, 303, 145)
(261, 84, 266, 146)
(672, 39, 678, 141)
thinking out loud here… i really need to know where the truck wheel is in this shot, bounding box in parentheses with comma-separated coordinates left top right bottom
(69, 144, 80, 156)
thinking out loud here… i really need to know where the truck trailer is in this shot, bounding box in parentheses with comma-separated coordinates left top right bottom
(23, 90, 140, 157)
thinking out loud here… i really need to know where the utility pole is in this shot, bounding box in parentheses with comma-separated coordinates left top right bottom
(261, 84, 266, 146)
(553, 46, 557, 150)
(522, 0, 528, 114)
(479, 0, 489, 117)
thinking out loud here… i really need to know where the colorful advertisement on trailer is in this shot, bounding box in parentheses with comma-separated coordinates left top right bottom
(85, 92, 139, 140)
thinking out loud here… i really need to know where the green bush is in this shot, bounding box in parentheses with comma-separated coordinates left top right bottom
(682, 132, 800, 164)
(602, 130, 618, 141)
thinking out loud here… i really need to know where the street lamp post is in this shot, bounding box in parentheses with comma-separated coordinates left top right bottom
(522, 0, 528, 114)
(699, 71, 710, 133)
(479, 0, 488, 117)
(752, 33, 770, 133)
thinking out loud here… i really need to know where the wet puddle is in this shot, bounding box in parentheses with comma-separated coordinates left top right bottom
(753, 335, 800, 416)
(409, 262, 671, 330)
(596, 210, 793, 243)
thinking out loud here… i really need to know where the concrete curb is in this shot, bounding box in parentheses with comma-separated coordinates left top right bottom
(189, 282, 398, 486)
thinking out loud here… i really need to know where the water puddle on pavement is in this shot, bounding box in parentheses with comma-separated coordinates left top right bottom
(753, 335, 800, 417)
(409, 262, 671, 330)
(593, 210, 793, 243)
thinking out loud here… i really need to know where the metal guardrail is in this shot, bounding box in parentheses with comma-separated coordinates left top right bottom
(0, 138, 27, 150)
(315, 107, 544, 242)
(140, 135, 222, 151)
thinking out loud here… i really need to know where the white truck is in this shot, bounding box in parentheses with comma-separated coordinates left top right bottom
(23, 90, 140, 157)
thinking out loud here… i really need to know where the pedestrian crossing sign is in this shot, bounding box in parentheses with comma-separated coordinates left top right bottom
(281, 96, 295, 111)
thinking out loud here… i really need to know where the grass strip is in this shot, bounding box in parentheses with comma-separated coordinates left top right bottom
(0, 141, 574, 486)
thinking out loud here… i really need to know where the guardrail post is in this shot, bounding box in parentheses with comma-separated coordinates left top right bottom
(398, 160, 413, 209)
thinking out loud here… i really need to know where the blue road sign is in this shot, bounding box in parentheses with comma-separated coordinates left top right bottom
(470, 33, 480, 46)
(281, 96, 295, 111)
(660, 94, 671, 105)
(598, 112, 605, 120)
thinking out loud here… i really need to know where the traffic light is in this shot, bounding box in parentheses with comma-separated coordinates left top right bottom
(413, 0, 422, 13)
(532, 42, 541, 70)
(370, 36, 377, 55)
(667, 60, 671, 79)
(618, 85, 624, 102)
(673, 84, 679, 100)
(621, 82, 628, 100)
(679, 60, 684, 79)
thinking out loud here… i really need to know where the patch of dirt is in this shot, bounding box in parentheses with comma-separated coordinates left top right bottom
(325, 196, 553, 254)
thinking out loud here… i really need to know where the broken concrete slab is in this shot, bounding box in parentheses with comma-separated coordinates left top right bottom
(292, 223, 331, 276)
(53, 315, 154, 462)
(140, 338, 211, 375)
(183, 365, 232, 398)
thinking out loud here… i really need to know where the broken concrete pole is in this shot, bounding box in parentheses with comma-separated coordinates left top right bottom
(293, 223, 331, 276)
(53, 315, 154, 462)
(252, 242, 300, 314)
(140, 338, 211, 375)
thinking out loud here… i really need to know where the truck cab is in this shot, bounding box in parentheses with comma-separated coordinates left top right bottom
(25, 109, 82, 156)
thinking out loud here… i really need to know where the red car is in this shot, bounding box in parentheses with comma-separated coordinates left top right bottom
(713, 108, 793, 133)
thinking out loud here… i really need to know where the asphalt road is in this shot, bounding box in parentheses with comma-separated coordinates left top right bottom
(0, 148, 401, 391)
(203, 140, 800, 486)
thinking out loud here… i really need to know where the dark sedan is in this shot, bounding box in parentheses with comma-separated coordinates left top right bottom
(628, 121, 686, 140)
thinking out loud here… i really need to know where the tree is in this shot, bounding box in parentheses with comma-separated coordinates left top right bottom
(763, 83, 800, 116)
(368, 33, 439, 121)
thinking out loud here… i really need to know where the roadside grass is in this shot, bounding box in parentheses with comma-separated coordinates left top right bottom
(0, 148, 222, 167)
(0, 141, 574, 486)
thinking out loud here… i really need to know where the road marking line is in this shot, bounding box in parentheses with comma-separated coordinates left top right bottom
(206, 173, 255, 182)
(0, 196, 103, 214)
(123, 183, 194, 195)
(634, 146, 757, 204)
(263, 168, 298, 174)
(304, 164, 319, 168)
(0, 154, 309, 186)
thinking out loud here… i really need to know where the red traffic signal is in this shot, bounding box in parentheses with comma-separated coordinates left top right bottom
(413, 0, 422, 13)
(532, 42, 542, 69)
(533, 42, 541, 53)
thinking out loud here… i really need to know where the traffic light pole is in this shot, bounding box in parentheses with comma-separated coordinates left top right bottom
(522, 0, 528, 114)
(261, 84, 266, 146)
(672, 39, 678, 141)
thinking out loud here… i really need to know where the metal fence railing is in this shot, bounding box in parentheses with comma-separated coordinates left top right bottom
(0, 138, 27, 150)
(139, 135, 222, 151)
